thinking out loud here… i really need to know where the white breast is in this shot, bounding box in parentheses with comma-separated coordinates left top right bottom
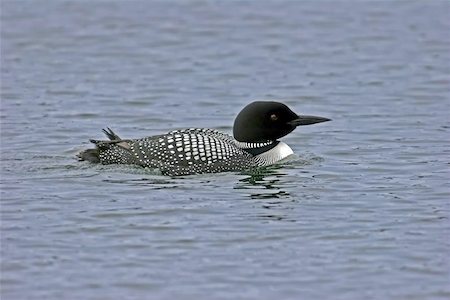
(254, 142, 294, 166)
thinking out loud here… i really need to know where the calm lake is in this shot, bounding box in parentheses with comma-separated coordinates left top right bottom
(1, 1, 449, 299)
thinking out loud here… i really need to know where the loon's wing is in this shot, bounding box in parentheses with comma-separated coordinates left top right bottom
(80, 128, 255, 175)
(128, 129, 254, 176)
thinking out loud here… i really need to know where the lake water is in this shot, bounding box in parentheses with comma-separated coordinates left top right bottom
(1, 1, 449, 299)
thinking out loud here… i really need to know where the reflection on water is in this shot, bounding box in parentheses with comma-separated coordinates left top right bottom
(237, 167, 291, 200)
(235, 157, 317, 200)
(238, 165, 287, 187)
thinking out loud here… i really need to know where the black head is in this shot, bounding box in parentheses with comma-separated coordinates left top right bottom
(233, 101, 330, 142)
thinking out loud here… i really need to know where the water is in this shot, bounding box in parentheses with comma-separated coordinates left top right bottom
(1, 1, 450, 299)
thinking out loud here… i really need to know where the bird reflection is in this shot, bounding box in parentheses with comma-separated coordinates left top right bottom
(235, 165, 291, 199)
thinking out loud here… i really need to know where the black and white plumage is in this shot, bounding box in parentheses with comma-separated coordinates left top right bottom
(78, 101, 330, 176)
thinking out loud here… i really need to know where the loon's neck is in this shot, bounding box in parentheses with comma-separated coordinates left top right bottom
(237, 140, 294, 167)
(242, 141, 280, 156)
(254, 141, 294, 166)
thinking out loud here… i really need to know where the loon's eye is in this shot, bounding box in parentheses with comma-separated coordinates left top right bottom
(270, 114, 278, 121)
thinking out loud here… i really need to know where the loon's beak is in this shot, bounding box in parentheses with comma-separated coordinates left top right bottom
(288, 115, 331, 126)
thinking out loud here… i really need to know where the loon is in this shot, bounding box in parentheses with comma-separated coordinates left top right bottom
(78, 101, 330, 176)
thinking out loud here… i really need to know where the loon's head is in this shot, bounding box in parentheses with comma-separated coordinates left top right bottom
(233, 101, 330, 143)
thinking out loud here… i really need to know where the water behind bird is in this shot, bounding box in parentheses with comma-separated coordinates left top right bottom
(1, 1, 449, 300)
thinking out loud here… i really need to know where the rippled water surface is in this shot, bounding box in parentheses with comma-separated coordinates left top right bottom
(1, 1, 450, 299)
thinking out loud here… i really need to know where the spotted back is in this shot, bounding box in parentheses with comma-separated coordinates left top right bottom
(128, 129, 255, 176)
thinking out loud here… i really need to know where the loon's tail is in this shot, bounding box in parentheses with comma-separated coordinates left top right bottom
(77, 127, 121, 163)
(102, 127, 121, 140)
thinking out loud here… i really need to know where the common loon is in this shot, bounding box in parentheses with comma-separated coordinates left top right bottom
(78, 101, 330, 176)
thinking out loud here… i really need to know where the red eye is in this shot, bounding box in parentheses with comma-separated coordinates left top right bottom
(270, 114, 278, 121)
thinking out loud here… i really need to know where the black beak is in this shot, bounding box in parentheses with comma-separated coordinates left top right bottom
(288, 115, 331, 126)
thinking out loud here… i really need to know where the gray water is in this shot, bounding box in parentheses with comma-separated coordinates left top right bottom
(1, 1, 450, 299)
